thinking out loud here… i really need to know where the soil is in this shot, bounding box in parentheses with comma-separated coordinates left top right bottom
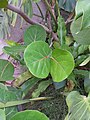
(23, 85, 68, 120)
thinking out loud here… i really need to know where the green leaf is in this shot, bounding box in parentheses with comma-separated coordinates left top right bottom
(57, 15, 66, 45)
(0, 59, 14, 81)
(58, 0, 76, 12)
(24, 25, 46, 45)
(74, 69, 89, 77)
(50, 49, 74, 82)
(65, 91, 90, 120)
(71, 17, 90, 45)
(0, 109, 6, 120)
(22, 0, 33, 18)
(24, 41, 51, 78)
(75, 0, 90, 29)
(79, 56, 90, 66)
(21, 77, 41, 97)
(0, 0, 8, 8)
(0, 83, 8, 90)
(10, 110, 49, 120)
(3, 45, 26, 54)
(75, 0, 89, 19)
(0, 89, 18, 120)
(32, 80, 52, 98)
(84, 78, 90, 93)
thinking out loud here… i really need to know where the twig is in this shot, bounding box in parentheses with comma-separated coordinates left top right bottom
(65, 12, 74, 25)
(43, 0, 57, 25)
(7, 4, 51, 33)
(36, 3, 44, 19)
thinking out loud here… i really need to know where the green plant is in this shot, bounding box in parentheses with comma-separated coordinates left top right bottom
(0, 0, 90, 120)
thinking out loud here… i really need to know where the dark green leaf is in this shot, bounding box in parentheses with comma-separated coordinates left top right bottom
(58, 0, 76, 12)
(84, 78, 90, 93)
(24, 25, 46, 45)
(21, 77, 41, 97)
(0, 0, 8, 8)
(0, 59, 14, 81)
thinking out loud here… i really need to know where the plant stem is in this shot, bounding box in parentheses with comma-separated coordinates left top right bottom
(7, 4, 51, 33)
(0, 97, 53, 108)
(36, 3, 44, 19)
(43, 0, 57, 25)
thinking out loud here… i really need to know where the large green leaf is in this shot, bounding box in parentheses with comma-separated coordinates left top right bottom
(65, 91, 90, 120)
(0, 0, 8, 8)
(24, 41, 51, 78)
(71, 17, 90, 45)
(0, 109, 6, 120)
(10, 110, 49, 120)
(50, 49, 74, 82)
(0, 59, 14, 81)
(75, 0, 90, 29)
(0, 89, 18, 120)
(24, 25, 46, 45)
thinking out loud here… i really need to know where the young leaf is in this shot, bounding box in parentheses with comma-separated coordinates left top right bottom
(65, 91, 90, 120)
(0, 59, 14, 81)
(57, 14, 66, 45)
(24, 41, 51, 78)
(10, 110, 49, 120)
(24, 25, 46, 45)
(50, 49, 74, 82)
(0, 0, 8, 8)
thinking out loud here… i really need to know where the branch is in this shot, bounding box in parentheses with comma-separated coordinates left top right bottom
(7, 4, 51, 33)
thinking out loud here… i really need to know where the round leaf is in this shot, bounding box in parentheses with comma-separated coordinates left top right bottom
(71, 17, 90, 45)
(24, 25, 46, 45)
(0, 0, 8, 8)
(65, 91, 90, 120)
(50, 49, 74, 82)
(0, 59, 14, 81)
(24, 41, 51, 78)
(10, 110, 49, 120)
